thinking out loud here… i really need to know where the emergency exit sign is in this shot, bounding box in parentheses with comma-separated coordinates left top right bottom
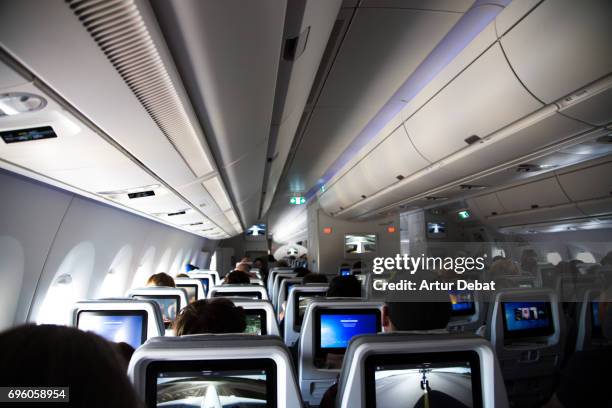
(290, 196, 306, 205)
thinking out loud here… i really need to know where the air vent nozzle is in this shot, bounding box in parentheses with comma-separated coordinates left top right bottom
(459, 184, 487, 191)
(167, 210, 186, 217)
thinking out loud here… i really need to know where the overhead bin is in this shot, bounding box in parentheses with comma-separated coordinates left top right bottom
(495, 177, 570, 212)
(577, 197, 612, 217)
(500, 0, 612, 104)
(487, 203, 585, 228)
(405, 43, 543, 163)
(472, 193, 505, 218)
(557, 160, 612, 202)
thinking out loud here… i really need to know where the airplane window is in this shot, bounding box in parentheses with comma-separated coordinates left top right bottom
(37, 274, 75, 325)
(546, 252, 562, 266)
(575, 251, 596, 264)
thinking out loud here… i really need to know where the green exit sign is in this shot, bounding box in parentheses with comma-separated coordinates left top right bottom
(290, 196, 306, 205)
(458, 210, 471, 219)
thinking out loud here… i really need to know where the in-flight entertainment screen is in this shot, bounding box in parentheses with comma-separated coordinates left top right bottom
(427, 222, 447, 238)
(244, 310, 267, 336)
(502, 301, 554, 339)
(344, 234, 377, 255)
(133, 295, 180, 325)
(213, 292, 262, 300)
(449, 290, 476, 317)
(365, 351, 482, 408)
(293, 291, 325, 330)
(77, 310, 147, 349)
(315, 309, 380, 354)
(177, 284, 197, 303)
(146, 359, 276, 408)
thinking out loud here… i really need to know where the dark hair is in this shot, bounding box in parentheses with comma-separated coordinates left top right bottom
(114, 342, 135, 370)
(175, 273, 189, 278)
(294, 266, 310, 278)
(386, 302, 451, 331)
(173, 298, 246, 335)
(327, 275, 361, 298)
(276, 260, 289, 267)
(0, 325, 142, 407)
(302, 273, 328, 284)
(146, 272, 175, 287)
(352, 261, 362, 269)
(224, 270, 251, 284)
(602, 251, 612, 266)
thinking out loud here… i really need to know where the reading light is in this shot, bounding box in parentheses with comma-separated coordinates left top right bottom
(0, 93, 46, 117)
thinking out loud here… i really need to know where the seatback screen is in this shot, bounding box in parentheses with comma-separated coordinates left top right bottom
(449, 290, 476, 317)
(315, 309, 381, 355)
(77, 310, 147, 349)
(133, 295, 180, 325)
(244, 309, 267, 336)
(591, 301, 602, 338)
(502, 301, 554, 339)
(365, 351, 482, 408)
(177, 284, 197, 303)
(146, 359, 276, 408)
(293, 291, 326, 330)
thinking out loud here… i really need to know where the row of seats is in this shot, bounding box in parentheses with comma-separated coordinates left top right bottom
(67, 264, 611, 407)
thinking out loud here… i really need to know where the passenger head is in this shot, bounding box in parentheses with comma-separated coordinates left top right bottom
(0, 325, 142, 407)
(294, 266, 310, 278)
(352, 261, 362, 270)
(490, 259, 520, 277)
(521, 256, 539, 274)
(224, 270, 251, 284)
(146, 272, 175, 287)
(602, 251, 612, 266)
(303, 273, 328, 284)
(491, 255, 505, 263)
(235, 263, 251, 273)
(173, 298, 246, 335)
(327, 275, 361, 298)
(114, 342, 135, 370)
(383, 302, 451, 332)
(175, 273, 189, 278)
(253, 257, 264, 269)
(276, 260, 289, 267)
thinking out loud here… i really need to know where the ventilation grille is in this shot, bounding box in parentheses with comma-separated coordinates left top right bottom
(66, 0, 213, 178)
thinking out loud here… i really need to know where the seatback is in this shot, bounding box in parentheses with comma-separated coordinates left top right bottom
(447, 286, 486, 333)
(71, 299, 164, 346)
(277, 278, 302, 316)
(336, 333, 509, 408)
(197, 269, 221, 285)
(250, 277, 264, 286)
(174, 278, 206, 301)
(186, 272, 217, 297)
(485, 288, 564, 405)
(283, 284, 328, 347)
(126, 287, 189, 329)
(229, 298, 280, 336)
(128, 334, 303, 407)
(575, 289, 612, 351)
(209, 284, 268, 300)
(267, 267, 294, 294)
(298, 298, 384, 406)
(272, 272, 297, 308)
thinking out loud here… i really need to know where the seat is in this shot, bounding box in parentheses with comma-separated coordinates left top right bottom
(485, 288, 565, 406)
(71, 299, 164, 347)
(283, 284, 328, 347)
(174, 277, 206, 301)
(128, 334, 303, 407)
(272, 272, 297, 309)
(209, 284, 269, 300)
(186, 271, 217, 297)
(298, 298, 384, 406)
(250, 277, 264, 286)
(267, 267, 294, 295)
(336, 333, 509, 408)
(231, 298, 281, 336)
(575, 289, 612, 351)
(277, 278, 302, 315)
(447, 285, 487, 333)
(126, 287, 189, 328)
(194, 269, 221, 285)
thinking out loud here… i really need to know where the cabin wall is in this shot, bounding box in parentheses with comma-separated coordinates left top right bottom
(0, 169, 214, 329)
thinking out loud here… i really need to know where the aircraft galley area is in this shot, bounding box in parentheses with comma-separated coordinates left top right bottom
(0, 1, 611, 407)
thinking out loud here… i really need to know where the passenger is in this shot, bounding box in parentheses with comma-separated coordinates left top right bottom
(173, 298, 246, 335)
(146, 272, 175, 287)
(326, 275, 361, 298)
(276, 259, 289, 268)
(235, 262, 251, 273)
(302, 272, 328, 284)
(601, 251, 612, 267)
(491, 255, 505, 263)
(114, 342, 135, 370)
(223, 270, 251, 284)
(0, 325, 143, 407)
(175, 273, 189, 278)
(253, 257, 265, 270)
